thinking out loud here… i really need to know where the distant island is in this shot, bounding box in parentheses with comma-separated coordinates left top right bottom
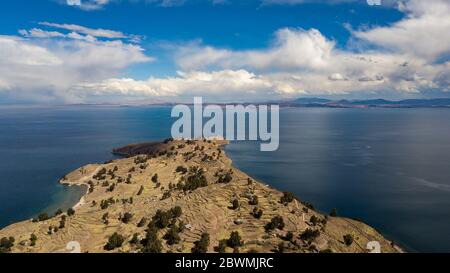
(280, 98, 450, 108)
(0, 139, 402, 253)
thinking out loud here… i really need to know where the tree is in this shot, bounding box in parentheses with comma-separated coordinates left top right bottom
(227, 231, 243, 248)
(54, 209, 63, 216)
(59, 215, 67, 229)
(265, 216, 285, 232)
(300, 228, 320, 242)
(152, 174, 158, 183)
(249, 195, 259, 205)
(137, 185, 144, 196)
(343, 234, 354, 246)
(230, 199, 239, 210)
(310, 215, 319, 226)
(0, 237, 15, 253)
(104, 232, 125, 251)
(169, 206, 183, 219)
(30, 234, 37, 247)
(329, 208, 338, 217)
(137, 217, 148, 228)
(252, 208, 263, 219)
(152, 210, 171, 229)
(163, 225, 181, 245)
(67, 208, 75, 217)
(280, 192, 295, 205)
(121, 212, 133, 224)
(141, 228, 162, 253)
(192, 233, 210, 253)
(130, 233, 140, 245)
(37, 212, 49, 222)
(215, 239, 227, 253)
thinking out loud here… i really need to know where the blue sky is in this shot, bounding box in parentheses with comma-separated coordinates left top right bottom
(0, 0, 449, 103)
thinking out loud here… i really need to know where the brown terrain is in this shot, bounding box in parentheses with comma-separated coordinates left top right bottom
(0, 139, 402, 253)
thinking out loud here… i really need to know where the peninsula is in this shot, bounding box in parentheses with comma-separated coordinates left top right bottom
(0, 139, 401, 253)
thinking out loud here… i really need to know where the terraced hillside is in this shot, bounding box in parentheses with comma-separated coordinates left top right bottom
(0, 139, 401, 253)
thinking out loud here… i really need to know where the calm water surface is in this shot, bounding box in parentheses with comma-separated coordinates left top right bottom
(1, 106, 450, 252)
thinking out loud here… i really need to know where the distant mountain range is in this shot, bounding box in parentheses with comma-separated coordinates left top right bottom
(282, 98, 450, 108)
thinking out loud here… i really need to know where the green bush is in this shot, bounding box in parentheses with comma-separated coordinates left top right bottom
(227, 231, 243, 248)
(163, 225, 181, 245)
(249, 195, 259, 205)
(121, 212, 133, 224)
(252, 208, 263, 219)
(192, 233, 210, 253)
(329, 208, 338, 217)
(265, 216, 285, 231)
(343, 234, 353, 246)
(104, 232, 125, 251)
(300, 228, 320, 242)
(67, 208, 75, 217)
(280, 192, 295, 205)
(231, 199, 239, 210)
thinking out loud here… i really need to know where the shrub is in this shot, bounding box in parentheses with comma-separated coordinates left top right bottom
(163, 225, 181, 245)
(252, 208, 263, 219)
(230, 199, 239, 210)
(37, 212, 50, 222)
(300, 228, 320, 242)
(284, 231, 294, 242)
(280, 192, 295, 205)
(54, 209, 63, 216)
(310, 215, 319, 226)
(104, 232, 125, 251)
(152, 210, 171, 229)
(215, 239, 227, 253)
(169, 206, 183, 219)
(30, 234, 37, 246)
(265, 216, 285, 231)
(0, 237, 15, 253)
(67, 208, 75, 217)
(343, 234, 353, 246)
(137, 217, 148, 228)
(183, 167, 208, 191)
(151, 174, 158, 183)
(108, 183, 116, 192)
(217, 172, 233, 184)
(249, 195, 259, 205)
(130, 233, 140, 245)
(121, 212, 133, 224)
(176, 166, 188, 174)
(329, 208, 338, 217)
(192, 233, 210, 253)
(227, 231, 243, 248)
(59, 215, 67, 229)
(137, 186, 144, 196)
(141, 228, 162, 253)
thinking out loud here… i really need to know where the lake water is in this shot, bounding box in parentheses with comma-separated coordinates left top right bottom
(1, 106, 450, 252)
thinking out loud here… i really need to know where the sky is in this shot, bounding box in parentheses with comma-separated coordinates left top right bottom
(0, 0, 449, 104)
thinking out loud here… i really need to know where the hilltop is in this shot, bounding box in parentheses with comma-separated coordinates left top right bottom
(0, 139, 401, 253)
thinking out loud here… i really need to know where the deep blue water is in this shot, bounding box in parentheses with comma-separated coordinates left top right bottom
(1, 106, 450, 252)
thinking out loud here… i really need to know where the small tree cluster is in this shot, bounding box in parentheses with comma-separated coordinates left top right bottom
(252, 208, 263, 219)
(249, 195, 259, 205)
(192, 233, 210, 253)
(0, 237, 15, 253)
(227, 231, 243, 249)
(67, 208, 75, 217)
(104, 232, 125, 251)
(265, 216, 285, 232)
(230, 199, 239, 210)
(121, 212, 133, 224)
(343, 234, 354, 246)
(280, 192, 295, 205)
(300, 228, 320, 242)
